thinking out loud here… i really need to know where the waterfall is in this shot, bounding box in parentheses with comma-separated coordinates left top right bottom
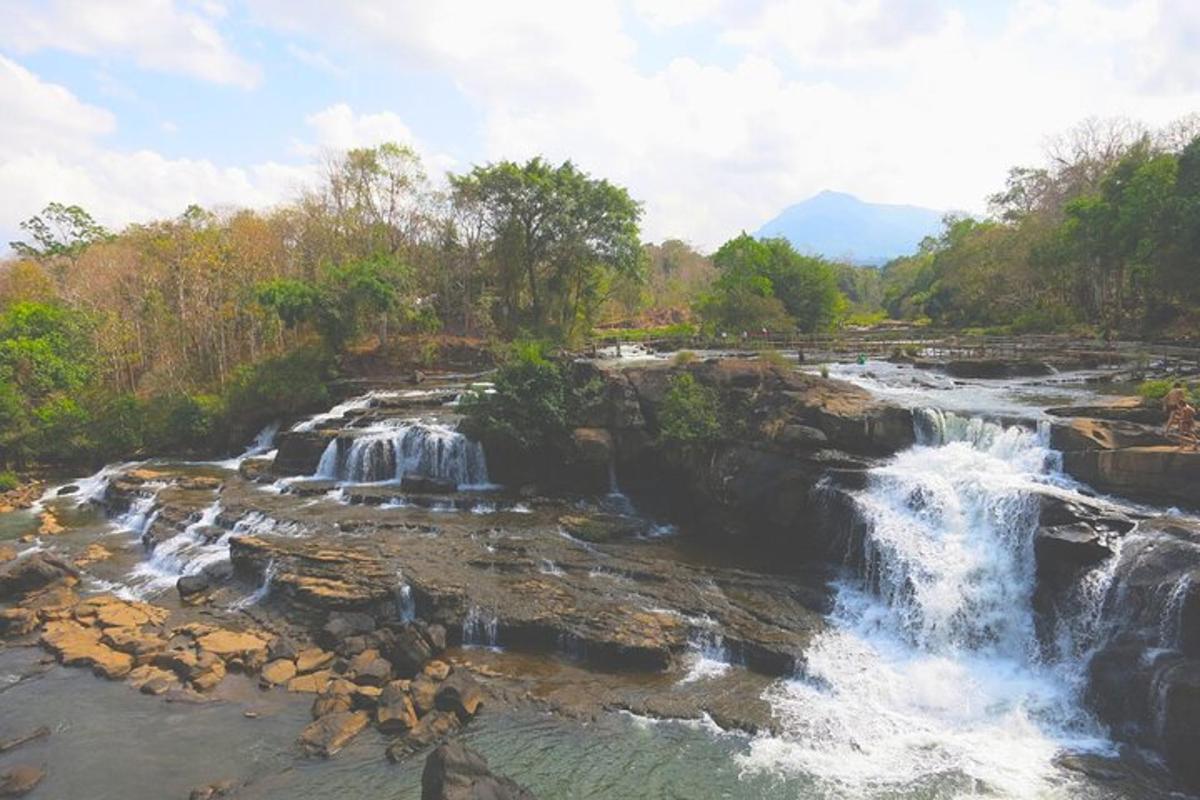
(742, 411, 1111, 797)
(312, 421, 489, 487)
(681, 628, 735, 683)
(290, 392, 381, 432)
(126, 500, 228, 597)
(462, 606, 500, 649)
(232, 559, 277, 609)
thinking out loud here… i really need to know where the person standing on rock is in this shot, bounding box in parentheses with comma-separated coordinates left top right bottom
(1177, 402, 1198, 450)
(1163, 382, 1188, 436)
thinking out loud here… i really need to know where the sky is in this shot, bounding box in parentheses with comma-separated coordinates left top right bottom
(1, 0, 1199, 252)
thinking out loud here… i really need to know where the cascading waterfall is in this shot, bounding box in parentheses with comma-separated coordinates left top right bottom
(743, 410, 1111, 797)
(232, 559, 277, 609)
(462, 606, 500, 649)
(127, 500, 227, 597)
(313, 421, 489, 487)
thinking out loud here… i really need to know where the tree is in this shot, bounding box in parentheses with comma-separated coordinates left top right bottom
(698, 234, 844, 333)
(10, 203, 111, 262)
(449, 158, 644, 339)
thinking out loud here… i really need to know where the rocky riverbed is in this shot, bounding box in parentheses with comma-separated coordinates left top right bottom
(2, 355, 1200, 798)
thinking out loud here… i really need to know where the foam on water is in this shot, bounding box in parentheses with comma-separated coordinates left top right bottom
(313, 420, 489, 488)
(741, 411, 1113, 797)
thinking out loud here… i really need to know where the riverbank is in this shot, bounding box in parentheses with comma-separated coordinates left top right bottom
(2, 351, 1199, 798)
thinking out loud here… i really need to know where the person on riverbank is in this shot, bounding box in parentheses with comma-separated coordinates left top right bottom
(1177, 402, 1198, 450)
(1163, 382, 1188, 435)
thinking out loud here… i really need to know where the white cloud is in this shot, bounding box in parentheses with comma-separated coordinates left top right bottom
(0, 0, 260, 88)
(0, 56, 305, 247)
(293, 103, 458, 177)
(285, 43, 346, 76)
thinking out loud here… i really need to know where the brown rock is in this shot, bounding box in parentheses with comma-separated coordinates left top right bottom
(410, 674, 438, 716)
(434, 672, 485, 721)
(101, 627, 167, 662)
(74, 543, 113, 568)
(191, 652, 227, 691)
(421, 741, 537, 800)
(295, 647, 334, 674)
(127, 665, 178, 695)
(196, 630, 269, 665)
(37, 511, 65, 536)
(41, 620, 133, 679)
(386, 710, 460, 761)
(0, 608, 38, 638)
(376, 686, 418, 734)
(349, 648, 391, 687)
(260, 658, 297, 686)
(0, 545, 16, 563)
(0, 764, 44, 797)
(312, 690, 353, 719)
(297, 710, 370, 757)
(423, 660, 451, 681)
(287, 669, 333, 693)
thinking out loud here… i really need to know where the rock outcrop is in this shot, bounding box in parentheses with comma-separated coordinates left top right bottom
(421, 741, 537, 800)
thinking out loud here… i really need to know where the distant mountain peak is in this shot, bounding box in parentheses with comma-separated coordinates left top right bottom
(757, 191, 943, 266)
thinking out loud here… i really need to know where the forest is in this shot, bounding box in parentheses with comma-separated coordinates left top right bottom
(1, 115, 1198, 471)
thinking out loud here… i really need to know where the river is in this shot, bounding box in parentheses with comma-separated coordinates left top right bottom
(0, 360, 1193, 799)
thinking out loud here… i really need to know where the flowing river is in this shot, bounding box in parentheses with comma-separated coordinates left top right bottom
(0, 362, 1193, 799)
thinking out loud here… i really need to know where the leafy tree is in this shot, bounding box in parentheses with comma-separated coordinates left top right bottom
(450, 158, 644, 339)
(10, 203, 111, 262)
(461, 342, 569, 454)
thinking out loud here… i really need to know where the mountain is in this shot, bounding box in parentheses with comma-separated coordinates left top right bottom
(756, 190, 944, 266)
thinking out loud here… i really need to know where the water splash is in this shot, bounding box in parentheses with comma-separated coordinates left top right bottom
(462, 606, 500, 649)
(313, 421, 489, 488)
(742, 412, 1112, 797)
(232, 559, 277, 609)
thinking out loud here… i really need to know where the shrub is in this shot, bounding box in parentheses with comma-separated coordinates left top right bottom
(673, 350, 698, 365)
(658, 373, 722, 446)
(223, 347, 335, 440)
(756, 349, 789, 369)
(1138, 379, 1197, 403)
(0, 470, 19, 492)
(462, 341, 569, 454)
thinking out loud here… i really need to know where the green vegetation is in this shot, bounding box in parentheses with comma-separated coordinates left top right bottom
(657, 373, 722, 446)
(0, 471, 19, 492)
(880, 118, 1200, 337)
(1137, 379, 1197, 403)
(461, 342, 570, 456)
(697, 234, 844, 334)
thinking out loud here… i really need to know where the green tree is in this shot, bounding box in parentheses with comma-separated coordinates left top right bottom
(10, 203, 111, 262)
(449, 158, 644, 339)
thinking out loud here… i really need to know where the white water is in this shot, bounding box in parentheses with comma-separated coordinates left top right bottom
(743, 411, 1112, 797)
(126, 500, 226, 596)
(313, 420, 489, 487)
(290, 392, 383, 432)
(462, 606, 501, 649)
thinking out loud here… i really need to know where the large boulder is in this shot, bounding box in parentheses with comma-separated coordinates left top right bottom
(0, 552, 78, 600)
(272, 429, 337, 476)
(1062, 448, 1200, 510)
(420, 741, 537, 800)
(940, 359, 1054, 379)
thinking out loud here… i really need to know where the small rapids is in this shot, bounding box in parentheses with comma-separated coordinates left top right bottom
(313, 421, 489, 487)
(742, 410, 1113, 798)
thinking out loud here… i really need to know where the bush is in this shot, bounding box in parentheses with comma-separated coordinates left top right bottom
(144, 393, 226, 455)
(0, 470, 19, 492)
(756, 349, 789, 369)
(223, 347, 335, 440)
(1138, 379, 1197, 403)
(462, 342, 569, 454)
(658, 373, 722, 446)
(673, 350, 698, 365)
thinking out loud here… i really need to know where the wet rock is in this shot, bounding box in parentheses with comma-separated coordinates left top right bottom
(0, 727, 49, 754)
(775, 424, 828, 448)
(177, 574, 212, 604)
(267, 635, 300, 662)
(434, 672, 485, 722)
(127, 665, 178, 695)
(1063, 448, 1200, 510)
(1035, 524, 1112, 575)
(424, 660, 451, 681)
(940, 358, 1054, 378)
(385, 625, 435, 677)
(0, 608, 38, 638)
(57, 484, 79, 496)
(74, 543, 113, 569)
(558, 513, 643, 543)
(420, 741, 537, 800)
(37, 510, 64, 536)
(1046, 398, 1162, 425)
(0, 764, 44, 797)
(312, 689, 353, 718)
(272, 429, 337, 476)
(188, 779, 237, 800)
(376, 681, 419, 734)
(402, 476, 458, 494)
(0, 552, 79, 601)
(297, 709, 370, 757)
(410, 674, 439, 716)
(238, 456, 274, 483)
(0, 545, 15, 563)
(386, 710, 461, 761)
(348, 648, 391, 687)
